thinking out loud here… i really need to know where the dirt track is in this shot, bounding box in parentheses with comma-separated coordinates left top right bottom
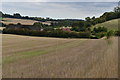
(2, 34, 118, 78)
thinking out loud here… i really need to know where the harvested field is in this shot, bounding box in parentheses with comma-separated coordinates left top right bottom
(2, 34, 118, 78)
(1, 18, 38, 25)
(1, 18, 51, 26)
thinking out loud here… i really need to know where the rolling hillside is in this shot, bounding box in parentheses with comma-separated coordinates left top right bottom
(2, 17, 119, 78)
(1, 18, 119, 31)
(1, 18, 39, 25)
(93, 19, 119, 30)
(1, 18, 52, 26)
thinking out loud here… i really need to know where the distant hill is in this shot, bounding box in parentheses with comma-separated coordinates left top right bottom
(1, 18, 39, 25)
(1, 18, 53, 25)
(93, 19, 119, 30)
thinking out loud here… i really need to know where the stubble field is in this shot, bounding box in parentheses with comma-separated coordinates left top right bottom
(2, 34, 118, 78)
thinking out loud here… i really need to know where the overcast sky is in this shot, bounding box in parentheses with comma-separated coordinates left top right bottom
(2, 0, 120, 2)
(1, 1, 118, 19)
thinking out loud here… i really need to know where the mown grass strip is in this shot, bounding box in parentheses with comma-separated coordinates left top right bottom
(3, 40, 86, 64)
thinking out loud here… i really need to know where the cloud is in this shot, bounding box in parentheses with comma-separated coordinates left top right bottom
(2, 0, 120, 2)
(2, 2, 118, 19)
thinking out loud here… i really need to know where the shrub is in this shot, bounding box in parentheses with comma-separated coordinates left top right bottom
(95, 32, 106, 39)
(93, 26, 107, 34)
(3, 29, 91, 38)
(115, 30, 120, 36)
(106, 30, 114, 39)
(78, 32, 91, 38)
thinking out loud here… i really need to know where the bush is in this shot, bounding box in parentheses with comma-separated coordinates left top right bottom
(93, 26, 107, 34)
(115, 30, 120, 36)
(78, 32, 91, 38)
(0, 30, 2, 33)
(3, 28, 91, 38)
(106, 30, 114, 39)
(95, 32, 106, 39)
(92, 26, 108, 39)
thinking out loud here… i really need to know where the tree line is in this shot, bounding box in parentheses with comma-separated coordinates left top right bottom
(1, 7, 120, 30)
(1, 6, 120, 39)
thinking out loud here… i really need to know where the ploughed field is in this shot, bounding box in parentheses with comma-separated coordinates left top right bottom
(2, 34, 118, 78)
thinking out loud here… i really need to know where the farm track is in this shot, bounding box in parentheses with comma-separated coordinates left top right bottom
(2, 34, 118, 78)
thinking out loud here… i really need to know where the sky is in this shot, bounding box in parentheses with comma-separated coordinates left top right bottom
(1, 0, 120, 2)
(1, 1, 119, 19)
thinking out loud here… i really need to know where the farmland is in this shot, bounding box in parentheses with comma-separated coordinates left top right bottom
(1, 18, 52, 26)
(1, 18, 38, 25)
(2, 34, 118, 78)
(93, 19, 119, 30)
